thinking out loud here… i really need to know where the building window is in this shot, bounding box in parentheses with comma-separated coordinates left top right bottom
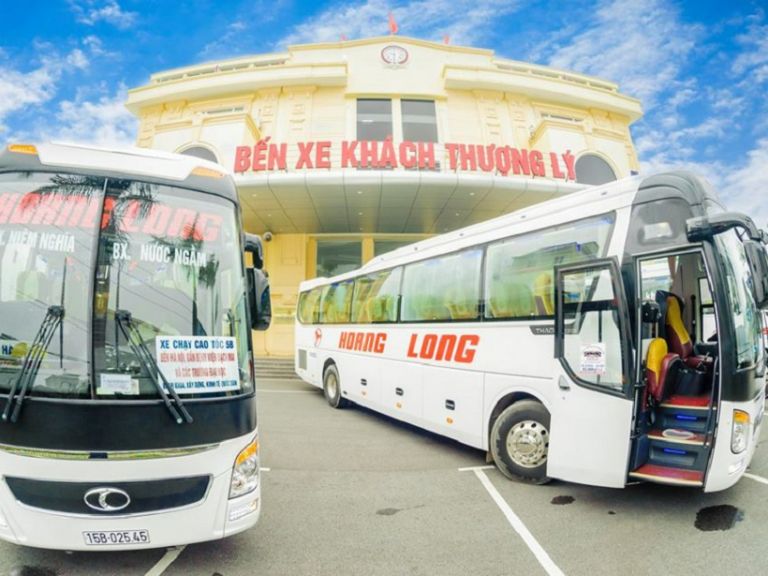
(316, 240, 362, 277)
(180, 146, 219, 164)
(357, 99, 393, 141)
(575, 154, 616, 185)
(401, 100, 437, 142)
(374, 240, 413, 258)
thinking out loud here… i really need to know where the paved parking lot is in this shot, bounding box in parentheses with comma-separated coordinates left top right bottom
(1, 374, 767, 576)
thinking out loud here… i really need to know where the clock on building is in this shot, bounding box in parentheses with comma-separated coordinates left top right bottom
(381, 45, 408, 65)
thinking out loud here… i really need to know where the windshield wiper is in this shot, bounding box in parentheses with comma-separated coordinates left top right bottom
(114, 310, 193, 425)
(3, 305, 65, 423)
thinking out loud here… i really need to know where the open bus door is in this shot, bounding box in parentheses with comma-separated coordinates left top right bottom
(547, 258, 635, 487)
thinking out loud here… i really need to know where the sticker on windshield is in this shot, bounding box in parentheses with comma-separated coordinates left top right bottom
(98, 373, 139, 396)
(156, 336, 240, 395)
(579, 344, 606, 376)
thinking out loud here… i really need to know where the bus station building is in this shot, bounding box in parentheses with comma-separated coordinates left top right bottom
(125, 36, 643, 356)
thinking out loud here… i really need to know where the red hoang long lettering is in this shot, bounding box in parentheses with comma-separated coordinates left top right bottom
(338, 331, 387, 354)
(0, 193, 222, 241)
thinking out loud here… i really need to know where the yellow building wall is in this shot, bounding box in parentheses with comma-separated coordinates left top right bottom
(252, 233, 309, 357)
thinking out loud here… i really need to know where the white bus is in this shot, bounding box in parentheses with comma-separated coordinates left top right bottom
(295, 172, 768, 492)
(0, 142, 271, 549)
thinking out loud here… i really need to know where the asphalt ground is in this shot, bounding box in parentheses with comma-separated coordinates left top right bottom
(1, 374, 767, 576)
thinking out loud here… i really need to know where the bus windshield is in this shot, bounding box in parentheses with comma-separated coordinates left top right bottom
(715, 230, 763, 370)
(0, 171, 251, 400)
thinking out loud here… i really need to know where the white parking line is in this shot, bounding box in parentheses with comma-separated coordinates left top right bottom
(458, 465, 495, 472)
(744, 472, 768, 486)
(465, 468, 565, 576)
(260, 467, 271, 472)
(258, 389, 316, 393)
(145, 545, 186, 576)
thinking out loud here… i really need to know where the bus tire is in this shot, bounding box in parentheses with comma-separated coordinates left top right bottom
(323, 364, 349, 409)
(490, 401, 551, 484)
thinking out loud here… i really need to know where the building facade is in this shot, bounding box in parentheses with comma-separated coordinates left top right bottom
(126, 36, 642, 356)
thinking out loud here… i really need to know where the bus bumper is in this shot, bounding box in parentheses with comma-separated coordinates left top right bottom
(0, 437, 261, 550)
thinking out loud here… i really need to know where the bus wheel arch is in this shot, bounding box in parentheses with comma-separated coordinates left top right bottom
(322, 361, 350, 409)
(489, 398, 551, 484)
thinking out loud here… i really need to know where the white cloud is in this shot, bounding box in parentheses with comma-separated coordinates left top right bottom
(40, 86, 138, 148)
(720, 138, 768, 228)
(83, 35, 106, 55)
(0, 49, 88, 133)
(66, 49, 90, 70)
(544, 0, 702, 108)
(200, 20, 250, 59)
(69, 0, 137, 29)
(278, 0, 521, 48)
(732, 18, 768, 78)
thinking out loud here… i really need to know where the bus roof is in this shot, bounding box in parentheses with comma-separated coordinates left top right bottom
(0, 142, 238, 201)
(299, 174, 643, 292)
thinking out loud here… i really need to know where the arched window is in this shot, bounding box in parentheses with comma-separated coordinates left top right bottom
(179, 146, 218, 164)
(575, 154, 617, 185)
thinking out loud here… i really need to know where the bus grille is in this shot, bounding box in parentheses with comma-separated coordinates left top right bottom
(5, 475, 211, 516)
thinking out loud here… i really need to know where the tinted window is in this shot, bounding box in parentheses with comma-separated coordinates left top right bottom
(357, 99, 392, 141)
(575, 154, 617, 185)
(401, 249, 482, 322)
(316, 240, 361, 277)
(319, 280, 354, 324)
(297, 288, 322, 324)
(0, 172, 103, 399)
(92, 181, 251, 399)
(402, 100, 437, 142)
(716, 231, 762, 369)
(485, 214, 615, 319)
(374, 240, 413, 258)
(351, 267, 402, 323)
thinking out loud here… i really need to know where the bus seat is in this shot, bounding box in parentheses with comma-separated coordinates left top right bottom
(446, 287, 475, 320)
(656, 291, 709, 369)
(354, 299, 370, 323)
(509, 284, 535, 317)
(423, 296, 449, 321)
(533, 273, 554, 316)
(371, 296, 390, 322)
(369, 297, 386, 322)
(645, 337, 682, 404)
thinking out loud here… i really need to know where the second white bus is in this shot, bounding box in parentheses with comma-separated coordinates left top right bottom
(295, 171, 767, 491)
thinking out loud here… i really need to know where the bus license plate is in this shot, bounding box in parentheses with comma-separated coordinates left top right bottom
(83, 529, 150, 546)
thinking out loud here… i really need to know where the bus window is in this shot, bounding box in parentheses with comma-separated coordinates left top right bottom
(319, 280, 354, 324)
(0, 173, 104, 399)
(485, 214, 614, 320)
(559, 264, 625, 391)
(297, 288, 322, 324)
(401, 249, 482, 322)
(351, 267, 401, 323)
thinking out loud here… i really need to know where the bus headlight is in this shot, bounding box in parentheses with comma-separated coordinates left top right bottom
(731, 410, 750, 454)
(229, 438, 259, 499)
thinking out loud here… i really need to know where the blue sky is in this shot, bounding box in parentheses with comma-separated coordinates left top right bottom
(1, 0, 767, 223)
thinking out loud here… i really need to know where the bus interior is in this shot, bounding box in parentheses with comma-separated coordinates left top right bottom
(630, 250, 718, 485)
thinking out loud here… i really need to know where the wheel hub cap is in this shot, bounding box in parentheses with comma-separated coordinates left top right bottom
(506, 420, 548, 468)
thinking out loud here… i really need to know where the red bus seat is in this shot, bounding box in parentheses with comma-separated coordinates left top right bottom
(646, 338, 682, 405)
(657, 292, 710, 369)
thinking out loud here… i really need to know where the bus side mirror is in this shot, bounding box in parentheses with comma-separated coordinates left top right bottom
(245, 234, 271, 330)
(686, 212, 764, 243)
(744, 240, 768, 310)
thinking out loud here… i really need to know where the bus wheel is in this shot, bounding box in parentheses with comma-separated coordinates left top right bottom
(490, 401, 551, 484)
(323, 364, 349, 409)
